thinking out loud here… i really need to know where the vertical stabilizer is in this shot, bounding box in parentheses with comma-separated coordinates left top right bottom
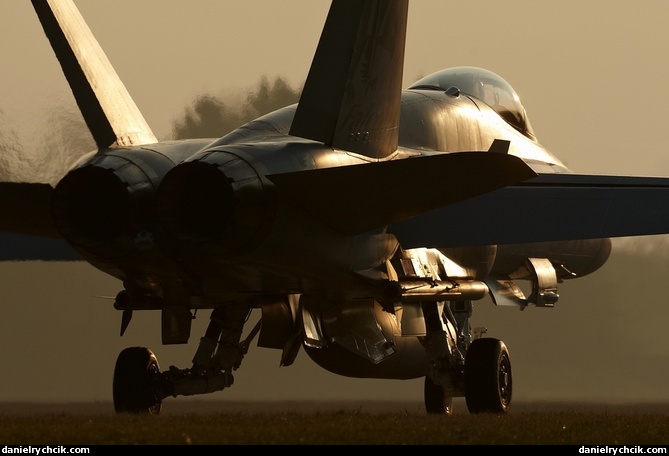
(289, 0, 409, 159)
(31, 0, 157, 148)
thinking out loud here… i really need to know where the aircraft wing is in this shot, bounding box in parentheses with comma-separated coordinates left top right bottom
(267, 151, 537, 235)
(387, 173, 669, 248)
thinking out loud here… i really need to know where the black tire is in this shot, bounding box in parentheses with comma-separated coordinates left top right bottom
(464, 338, 512, 414)
(424, 375, 454, 415)
(113, 346, 162, 414)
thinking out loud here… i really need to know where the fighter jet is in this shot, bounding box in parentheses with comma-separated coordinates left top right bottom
(8, 0, 669, 415)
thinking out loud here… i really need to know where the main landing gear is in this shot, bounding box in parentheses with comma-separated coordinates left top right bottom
(113, 346, 162, 414)
(112, 303, 257, 414)
(421, 300, 513, 415)
(464, 338, 512, 414)
(422, 337, 513, 415)
(111, 299, 513, 415)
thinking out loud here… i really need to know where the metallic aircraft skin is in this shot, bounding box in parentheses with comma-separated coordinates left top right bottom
(7, 0, 669, 415)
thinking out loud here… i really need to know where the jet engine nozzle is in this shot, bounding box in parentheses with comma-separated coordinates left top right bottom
(156, 150, 273, 254)
(51, 151, 175, 255)
(52, 165, 129, 249)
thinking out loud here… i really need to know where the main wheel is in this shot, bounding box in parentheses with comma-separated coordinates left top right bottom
(424, 375, 454, 415)
(464, 338, 512, 414)
(113, 346, 162, 414)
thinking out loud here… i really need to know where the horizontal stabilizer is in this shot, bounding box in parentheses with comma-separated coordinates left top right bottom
(388, 173, 669, 248)
(0, 233, 80, 261)
(0, 182, 60, 238)
(0, 182, 80, 260)
(267, 152, 537, 235)
(31, 0, 157, 148)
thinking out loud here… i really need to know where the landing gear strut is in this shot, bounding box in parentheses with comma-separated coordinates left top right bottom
(420, 300, 513, 415)
(112, 303, 258, 414)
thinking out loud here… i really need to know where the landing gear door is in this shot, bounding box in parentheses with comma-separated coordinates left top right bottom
(485, 257, 559, 309)
(484, 278, 528, 309)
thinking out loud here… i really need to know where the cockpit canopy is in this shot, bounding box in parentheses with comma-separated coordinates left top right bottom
(410, 67, 536, 140)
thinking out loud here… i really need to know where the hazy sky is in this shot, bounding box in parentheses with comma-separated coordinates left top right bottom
(1, 1, 669, 410)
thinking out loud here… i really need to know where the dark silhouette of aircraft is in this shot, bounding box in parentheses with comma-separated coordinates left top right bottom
(8, 0, 669, 415)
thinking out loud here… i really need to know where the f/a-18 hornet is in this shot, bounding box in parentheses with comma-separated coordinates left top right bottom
(8, 0, 669, 415)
